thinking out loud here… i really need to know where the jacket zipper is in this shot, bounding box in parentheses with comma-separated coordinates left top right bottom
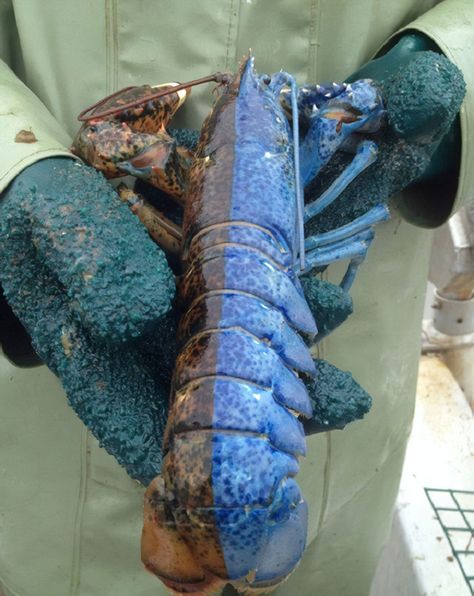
(105, 0, 119, 94)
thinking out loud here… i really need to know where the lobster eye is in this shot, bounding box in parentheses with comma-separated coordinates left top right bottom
(261, 75, 271, 85)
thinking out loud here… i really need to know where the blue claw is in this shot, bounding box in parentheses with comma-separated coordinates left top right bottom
(300, 80, 384, 187)
(296, 80, 387, 291)
(281, 82, 348, 120)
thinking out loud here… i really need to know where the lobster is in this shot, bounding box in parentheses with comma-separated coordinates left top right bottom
(73, 55, 388, 594)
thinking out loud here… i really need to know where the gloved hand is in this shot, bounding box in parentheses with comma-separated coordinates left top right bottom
(299, 33, 466, 433)
(0, 157, 176, 484)
(305, 32, 466, 237)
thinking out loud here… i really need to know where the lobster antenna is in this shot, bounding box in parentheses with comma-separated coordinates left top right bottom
(77, 72, 232, 121)
(288, 77, 305, 271)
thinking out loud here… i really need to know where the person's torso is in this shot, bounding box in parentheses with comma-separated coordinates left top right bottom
(10, 0, 439, 135)
(1, 1, 438, 594)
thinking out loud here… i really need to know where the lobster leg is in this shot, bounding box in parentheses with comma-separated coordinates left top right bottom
(304, 203, 390, 250)
(339, 255, 368, 293)
(300, 229, 376, 303)
(300, 229, 374, 274)
(117, 185, 183, 255)
(301, 231, 374, 293)
(303, 204, 390, 292)
(303, 140, 378, 222)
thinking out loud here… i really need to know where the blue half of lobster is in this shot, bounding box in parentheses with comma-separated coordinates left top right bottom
(141, 57, 387, 594)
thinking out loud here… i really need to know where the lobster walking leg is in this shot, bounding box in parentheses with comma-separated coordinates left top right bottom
(117, 185, 182, 255)
(304, 204, 390, 251)
(302, 229, 374, 273)
(303, 140, 378, 222)
(339, 255, 368, 292)
(301, 205, 391, 286)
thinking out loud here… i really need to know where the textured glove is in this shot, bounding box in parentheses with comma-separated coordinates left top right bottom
(0, 157, 175, 484)
(305, 33, 465, 237)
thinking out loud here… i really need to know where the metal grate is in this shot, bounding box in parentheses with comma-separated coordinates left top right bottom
(425, 488, 474, 594)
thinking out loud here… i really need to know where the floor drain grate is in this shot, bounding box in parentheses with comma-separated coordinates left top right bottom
(425, 488, 474, 594)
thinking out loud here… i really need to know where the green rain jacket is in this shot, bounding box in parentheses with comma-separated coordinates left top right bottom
(0, 1, 472, 595)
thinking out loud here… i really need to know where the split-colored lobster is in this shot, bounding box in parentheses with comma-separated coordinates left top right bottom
(73, 56, 389, 594)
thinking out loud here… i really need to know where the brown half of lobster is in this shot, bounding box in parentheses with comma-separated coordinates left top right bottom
(71, 74, 233, 257)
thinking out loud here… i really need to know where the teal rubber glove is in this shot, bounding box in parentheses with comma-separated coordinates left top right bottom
(305, 34, 466, 237)
(299, 34, 466, 433)
(0, 157, 175, 484)
(349, 32, 462, 183)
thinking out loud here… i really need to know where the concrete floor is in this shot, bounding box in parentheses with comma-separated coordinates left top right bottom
(370, 355, 474, 596)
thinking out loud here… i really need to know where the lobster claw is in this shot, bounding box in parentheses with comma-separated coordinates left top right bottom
(118, 135, 189, 202)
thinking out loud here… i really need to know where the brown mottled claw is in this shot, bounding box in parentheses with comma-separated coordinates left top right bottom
(117, 185, 183, 255)
(72, 81, 193, 201)
(117, 134, 189, 203)
(111, 82, 189, 133)
(72, 121, 190, 202)
(71, 121, 126, 178)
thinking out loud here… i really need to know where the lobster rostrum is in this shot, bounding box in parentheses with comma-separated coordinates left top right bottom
(74, 56, 389, 594)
